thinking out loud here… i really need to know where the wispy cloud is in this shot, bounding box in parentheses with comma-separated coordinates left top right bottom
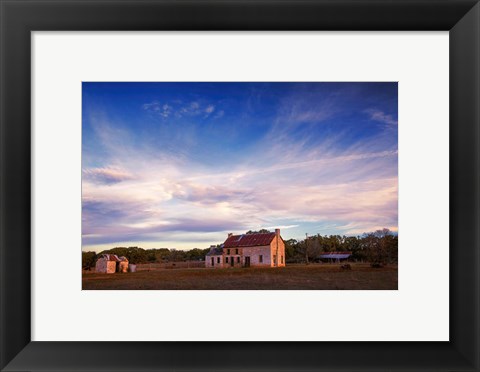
(277, 83, 350, 126)
(142, 101, 172, 118)
(82, 167, 134, 185)
(214, 110, 224, 119)
(365, 108, 398, 127)
(143, 100, 219, 120)
(264, 224, 299, 230)
(82, 131, 397, 250)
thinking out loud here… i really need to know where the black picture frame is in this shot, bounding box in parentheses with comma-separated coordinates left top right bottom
(1, 0, 479, 371)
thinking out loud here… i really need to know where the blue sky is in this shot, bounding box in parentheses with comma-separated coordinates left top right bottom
(82, 82, 398, 252)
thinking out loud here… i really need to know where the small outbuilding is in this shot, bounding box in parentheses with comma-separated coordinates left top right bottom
(95, 254, 129, 273)
(319, 251, 352, 263)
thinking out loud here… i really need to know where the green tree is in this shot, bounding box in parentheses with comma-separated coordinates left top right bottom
(246, 229, 271, 234)
(284, 239, 297, 260)
(82, 251, 97, 270)
(99, 246, 148, 264)
(361, 229, 397, 264)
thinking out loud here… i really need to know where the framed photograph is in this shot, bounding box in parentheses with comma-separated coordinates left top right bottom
(80, 81, 399, 291)
(1, 0, 479, 371)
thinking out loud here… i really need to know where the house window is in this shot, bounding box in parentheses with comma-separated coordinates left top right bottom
(281, 255, 283, 264)
(237, 257, 240, 263)
(235, 249, 239, 254)
(211, 257, 214, 266)
(227, 249, 230, 255)
(226, 257, 229, 263)
(273, 255, 277, 263)
(259, 255, 263, 263)
(217, 257, 220, 264)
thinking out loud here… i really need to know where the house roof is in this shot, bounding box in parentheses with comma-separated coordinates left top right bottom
(206, 247, 223, 256)
(223, 232, 277, 248)
(100, 254, 128, 262)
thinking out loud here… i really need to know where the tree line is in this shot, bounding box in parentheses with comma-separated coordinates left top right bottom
(284, 228, 397, 264)
(82, 246, 210, 269)
(82, 228, 397, 269)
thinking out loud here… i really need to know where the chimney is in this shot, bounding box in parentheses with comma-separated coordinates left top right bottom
(275, 228, 280, 236)
(228, 233, 233, 238)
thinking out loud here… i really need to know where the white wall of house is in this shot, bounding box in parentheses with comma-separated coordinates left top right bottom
(205, 255, 224, 268)
(241, 245, 272, 267)
(224, 254, 242, 267)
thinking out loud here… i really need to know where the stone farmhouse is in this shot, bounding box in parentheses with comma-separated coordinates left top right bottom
(205, 229, 286, 268)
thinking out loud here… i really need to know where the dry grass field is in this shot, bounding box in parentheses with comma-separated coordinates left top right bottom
(82, 263, 397, 290)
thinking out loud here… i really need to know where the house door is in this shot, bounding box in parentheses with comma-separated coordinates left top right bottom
(245, 257, 250, 267)
(230, 258, 234, 267)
